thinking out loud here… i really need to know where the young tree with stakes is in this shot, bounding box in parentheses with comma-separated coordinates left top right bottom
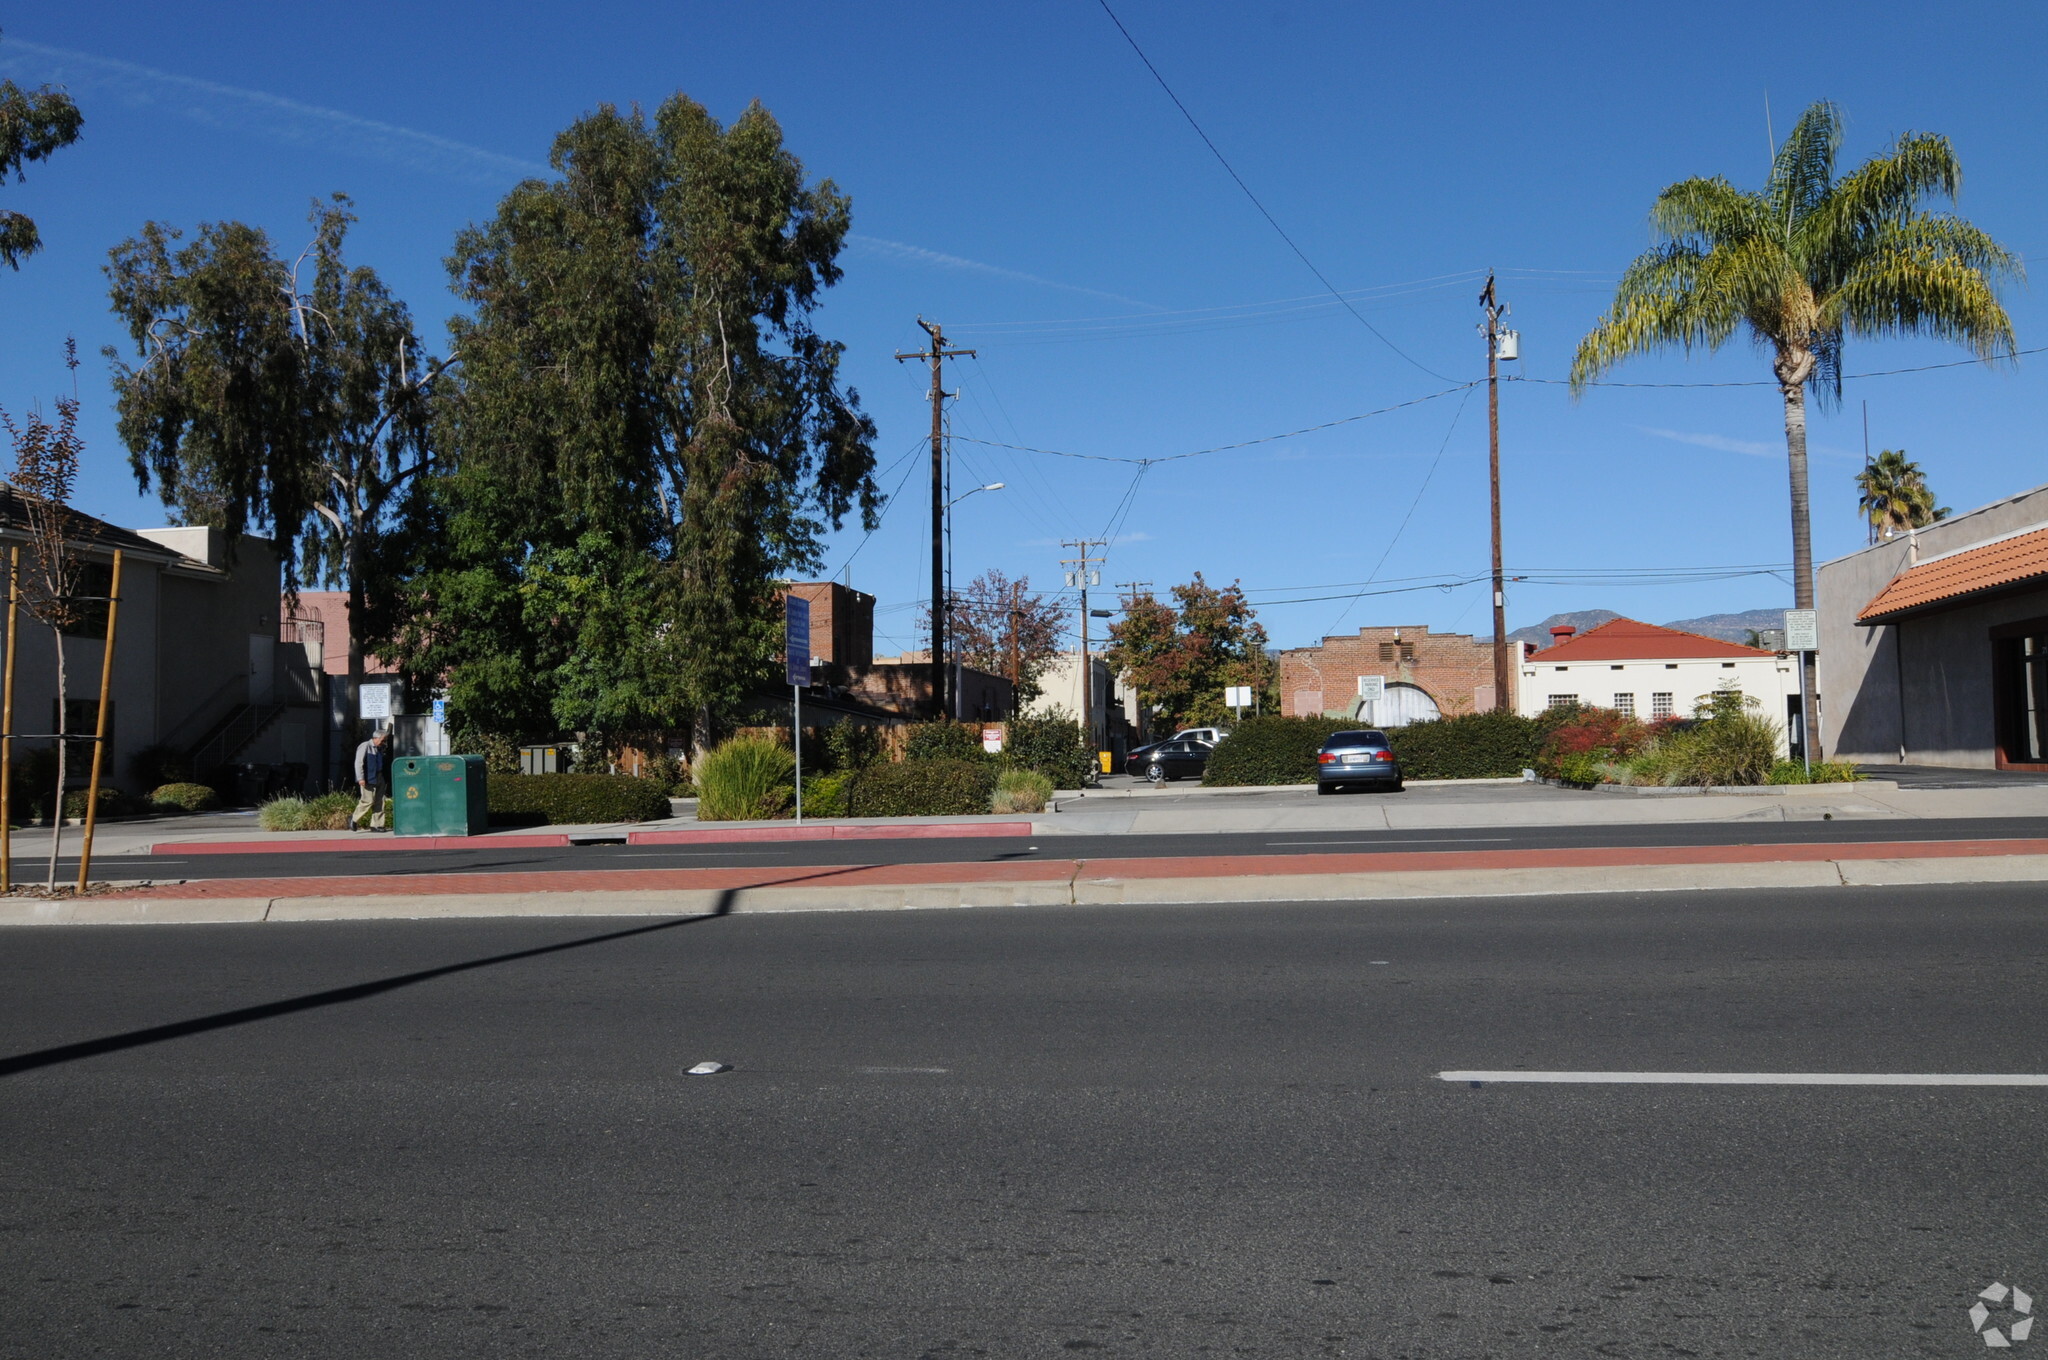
(0, 341, 95, 890)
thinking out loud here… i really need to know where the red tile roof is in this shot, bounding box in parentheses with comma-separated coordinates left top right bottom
(1858, 524, 2048, 622)
(1528, 617, 1776, 662)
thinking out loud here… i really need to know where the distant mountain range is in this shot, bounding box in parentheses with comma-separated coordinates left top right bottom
(1498, 607, 1790, 649)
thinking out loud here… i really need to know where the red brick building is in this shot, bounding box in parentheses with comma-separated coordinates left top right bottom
(1277, 624, 1501, 722)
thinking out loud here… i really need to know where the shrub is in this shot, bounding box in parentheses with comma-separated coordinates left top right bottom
(1003, 712, 1093, 788)
(903, 721, 992, 763)
(847, 758, 997, 817)
(487, 773, 674, 825)
(1201, 715, 1354, 786)
(1387, 709, 1546, 780)
(258, 793, 353, 831)
(62, 787, 137, 819)
(150, 781, 220, 814)
(1768, 759, 1864, 785)
(1554, 751, 1606, 787)
(1535, 707, 1648, 779)
(991, 768, 1055, 814)
(800, 770, 851, 818)
(693, 737, 797, 821)
(641, 752, 696, 797)
(821, 723, 884, 773)
(1654, 700, 1780, 787)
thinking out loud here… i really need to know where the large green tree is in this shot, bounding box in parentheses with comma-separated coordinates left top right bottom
(0, 32, 84, 271)
(1571, 100, 2018, 750)
(106, 196, 436, 724)
(1104, 574, 1275, 729)
(395, 95, 877, 751)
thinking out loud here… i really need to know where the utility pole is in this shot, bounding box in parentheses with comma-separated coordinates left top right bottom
(1063, 540, 1106, 769)
(896, 318, 975, 720)
(1479, 274, 1515, 715)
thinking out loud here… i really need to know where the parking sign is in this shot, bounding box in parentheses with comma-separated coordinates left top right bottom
(786, 596, 812, 687)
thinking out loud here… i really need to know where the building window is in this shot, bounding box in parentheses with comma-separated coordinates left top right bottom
(1665, 663, 1679, 670)
(58, 561, 114, 640)
(1613, 693, 1635, 716)
(1722, 662, 1736, 668)
(1546, 694, 1578, 709)
(1651, 692, 1674, 718)
(1610, 664, 1624, 671)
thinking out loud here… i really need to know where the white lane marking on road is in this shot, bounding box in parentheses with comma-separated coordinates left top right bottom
(855, 1066, 950, 1074)
(1439, 1071, 2048, 1085)
(1265, 838, 1513, 846)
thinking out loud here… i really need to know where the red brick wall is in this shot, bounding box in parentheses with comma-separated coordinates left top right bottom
(1278, 625, 1499, 718)
(782, 582, 875, 666)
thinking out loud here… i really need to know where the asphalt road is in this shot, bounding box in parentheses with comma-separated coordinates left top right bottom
(3, 883, 2045, 1356)
(85, 813, 2048, 882)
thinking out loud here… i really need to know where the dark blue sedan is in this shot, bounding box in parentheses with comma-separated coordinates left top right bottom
(1316, 729, 1403, 794)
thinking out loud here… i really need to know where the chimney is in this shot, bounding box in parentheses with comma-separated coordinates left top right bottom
(1549, 625, 1577, 643)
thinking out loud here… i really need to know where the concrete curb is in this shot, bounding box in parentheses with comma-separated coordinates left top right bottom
(13, 853, 2048, 924)
(153, 820, 1037, 856)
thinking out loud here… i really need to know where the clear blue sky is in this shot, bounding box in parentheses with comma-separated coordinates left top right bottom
(4, 2, 2044, 652)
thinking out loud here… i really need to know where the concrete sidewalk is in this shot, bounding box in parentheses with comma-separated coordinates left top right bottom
(24, 775, 2048, 860)
(12, 833, 2048, 924)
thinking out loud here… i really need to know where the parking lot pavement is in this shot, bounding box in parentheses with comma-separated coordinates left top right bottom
(1067, 774, 1579, 812)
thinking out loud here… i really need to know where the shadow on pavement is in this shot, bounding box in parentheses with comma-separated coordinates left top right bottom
(0, 890, 740, 1079)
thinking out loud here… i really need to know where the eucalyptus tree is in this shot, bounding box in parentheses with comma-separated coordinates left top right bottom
(1572, 101, 2018, 625)
(1855, 448, 1949, 541)
(400, 94, 878, 751)
(0, 32, 84, 270)
(105, 196, 436, 723)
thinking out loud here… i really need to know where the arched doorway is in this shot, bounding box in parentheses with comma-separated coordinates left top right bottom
(1354, 681, 1441, 727)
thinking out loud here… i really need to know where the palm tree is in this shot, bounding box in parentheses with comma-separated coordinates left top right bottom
(1855, 448, 1949, 541)
(1572, 101, 2019, 629)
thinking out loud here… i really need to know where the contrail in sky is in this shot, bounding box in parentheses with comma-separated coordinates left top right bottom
(0, 37, 548, 185)
(848, 235, 1158, 310)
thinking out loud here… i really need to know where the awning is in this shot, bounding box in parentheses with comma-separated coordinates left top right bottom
(1859, 524, 2048, 623)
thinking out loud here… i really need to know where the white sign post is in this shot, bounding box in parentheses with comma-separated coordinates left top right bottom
(1224, 684, 1253, 720)
(1784, 609, 1819, 775)
(1356, 674, 1385, 725)
(787, 597, 811, 823)
(359, 682, 392, 721)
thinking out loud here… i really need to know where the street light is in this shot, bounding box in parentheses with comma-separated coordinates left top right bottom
(943, 483, 1005, 719)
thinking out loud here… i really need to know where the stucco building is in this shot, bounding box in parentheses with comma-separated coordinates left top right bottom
(1279, 625, 1500, 724)
(1517, 617, 1802, 755)
(1819, 480, 2048, 770)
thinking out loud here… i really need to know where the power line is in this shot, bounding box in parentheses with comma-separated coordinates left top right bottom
(1092, 0, 1457, 383)
(951, 381, 1478, 466)
(1521, 344, 2046, 390)
(1324, 385, 1476, 634)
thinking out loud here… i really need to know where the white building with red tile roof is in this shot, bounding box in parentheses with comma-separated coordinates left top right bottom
(1516, 617, 1803, 751)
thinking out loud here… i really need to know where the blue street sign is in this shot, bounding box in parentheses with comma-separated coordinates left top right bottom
(785, 596, 812, 687)
(431, 697, 447, 725)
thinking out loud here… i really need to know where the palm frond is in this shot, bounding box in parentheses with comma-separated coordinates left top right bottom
(1570, 259, 1741, 391)
(1648, 177, 1769, 246)
(1764, 101, 1844, 231)
(1827, 231, 2018, 360)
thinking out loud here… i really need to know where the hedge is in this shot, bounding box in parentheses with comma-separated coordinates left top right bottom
(1201, 716, 1353, 786)
(487, 773, 672, 824)
(1201, 710, 1551, 785)
(846, 758, 997, 817)
(1389, 709, 1547, 780)
(150, 781, 220, 814)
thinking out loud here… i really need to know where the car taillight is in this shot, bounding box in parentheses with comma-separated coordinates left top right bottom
(1374, 751, 1394, 762)
(1317, 752, 1336, 764)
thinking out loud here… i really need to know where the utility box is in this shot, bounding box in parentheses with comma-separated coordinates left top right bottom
(391, 755, 489, 837)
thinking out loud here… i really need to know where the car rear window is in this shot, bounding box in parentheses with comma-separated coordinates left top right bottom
(1323, 730, 1387, 748)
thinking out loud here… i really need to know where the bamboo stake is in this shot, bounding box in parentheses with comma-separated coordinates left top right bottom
(1, 546, 16, 894)
(76, 550, 121, 893)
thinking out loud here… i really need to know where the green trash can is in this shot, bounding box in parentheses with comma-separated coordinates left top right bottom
(391, 755, 489, 837)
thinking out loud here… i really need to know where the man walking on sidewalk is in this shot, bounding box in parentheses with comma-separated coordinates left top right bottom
(351, 729, 392, 832)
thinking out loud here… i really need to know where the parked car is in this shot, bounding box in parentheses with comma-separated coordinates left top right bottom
(1316, 729, 1403, 794)
(1172, 726, 1230, 746)
(1124, 738, 1211, 783)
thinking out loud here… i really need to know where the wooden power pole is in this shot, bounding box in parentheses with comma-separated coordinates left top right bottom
(896, 319, 974, 720)
(1062, 540, 1107, 765)
(1479, 274, 1514, 714)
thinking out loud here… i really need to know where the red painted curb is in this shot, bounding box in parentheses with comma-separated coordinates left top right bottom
(625, 822, 1033, 845)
